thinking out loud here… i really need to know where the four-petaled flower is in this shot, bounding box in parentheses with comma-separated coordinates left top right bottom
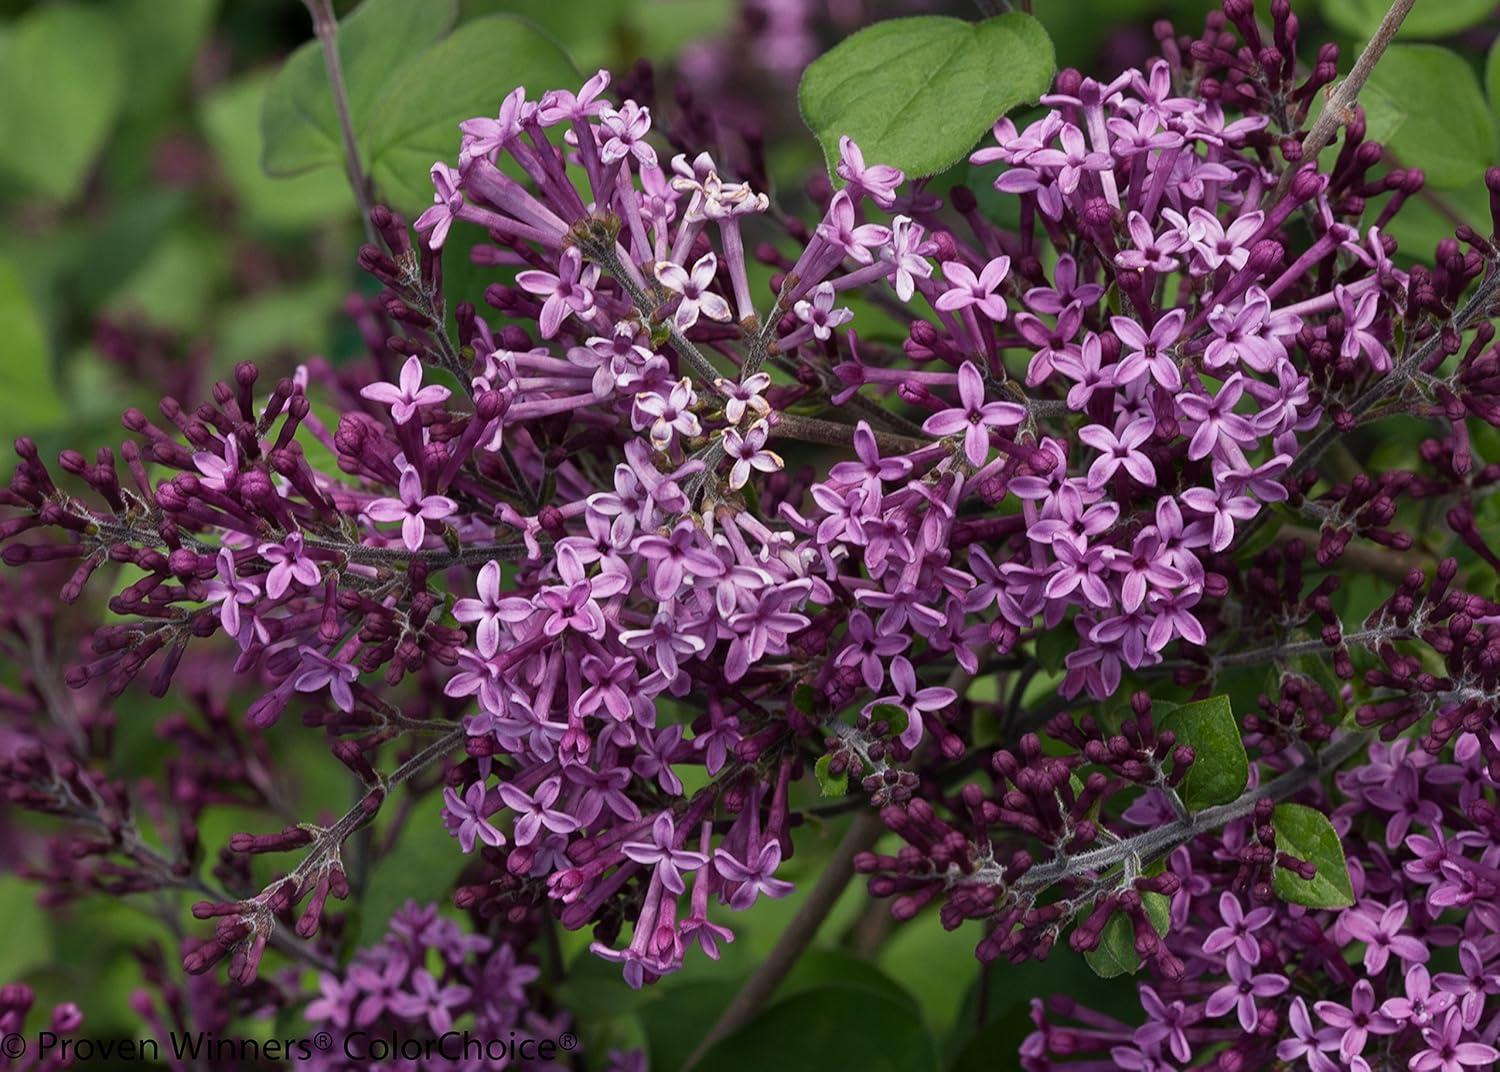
(656, 252, 732, 330)
(921, 361, 1026, 467)
(935, 256, 1011, 322)
(517, 246, 600, 338)
(622, 813, 708, 895)
(722, 422, 784, 490)
(364, 466, 458, 552)
(360, 354, 452, 425)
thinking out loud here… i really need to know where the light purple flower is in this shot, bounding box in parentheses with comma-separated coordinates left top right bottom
(1204, 950, 1288, 1031)
(364, 466, 457, 552)
(921, 361, 1025, 467)
(656, 252, 732, 330)
(359, 354, 452, 425)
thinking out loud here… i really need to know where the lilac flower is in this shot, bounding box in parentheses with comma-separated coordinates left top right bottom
(722, 422, 783, 490)
(1336, 283, 1392, 372)
(1177, 373, 1258, 463)
(1053, 330, 1114, 409)
(1411, 1009, 1499, 1072)
(714, 841, 794, 909)
(1026, 123, 1110, 193)
(622, 814, 707, 895)
(1202, 893, 1274, 964)
(635, 377, 702, 450)
(1112, 309, 1185, 390)
(598, 101, 657, 168)
(443, 782, 505, 853)
(921, 362, 1025, 467)
(537, 69, 609, 125)
(837, 136, 904, 208)
(883, 216, 933, 300)
(1079, 416, 1156, 488)
(359, 354, 452, 424)
(535, 545, 629, 639)
(835, 610, 907, 690)
(1116, 210, 1188, 272)
(291, 646, 358, 712)
(1315, 979, 1399, 1061)
(497, 777, 580, 846)
(414, 162, 462, 249)
(1204, 950, 1288, 1031)
(793, 282, 853, 340)
(389, 969, 470, 1034)
(716, 372, 771, 426)
(193, 435, 240, 491)
(635, 520, 723, 599)
(1343, 899, 1428, 972)
(1133, 986, 1194, 1064)
(1178, 482, 1259, 552)
(517, 246, 599, 338)
(812, 194, 891, 271)
(204, 548, 257, 639)
(1184, 207, 1264, 271)
(935, 256, 1011, 322)
(1434, 941, 1500, 1028)
(257, 533, 319, 600)
(656, 252, 732, 329)
(864, 655, 956, 749)
(1383, 963, 1457, 1028)
(1276, 997, 1340, 1072)
(364, 466, 457, 551)
(452, 560, 508, 658)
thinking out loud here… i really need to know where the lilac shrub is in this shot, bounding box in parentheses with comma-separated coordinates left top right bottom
(5, 0, 1500, 1066)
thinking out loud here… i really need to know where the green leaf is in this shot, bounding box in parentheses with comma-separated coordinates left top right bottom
(798, 13, 1054, 180)
(261, 0, 458, 177)
(200, 73, 354, 231)
(1488, 38, 1500, 121)
(1083, 891, 1170, 978)
(815, 753, 849, 797)
(114, 0, 217, 118)
(1272, 803, 1355, 909)
(0, 3, 124, 201)
(0, 257, 66, 431)
(1036, 626, 1071, 674)
(364, 15, 578, 213)
(1156, 695, 1248, 811)
(1321, 0, 1495, 40)
(355, 791, 472, 946)
(1359, 44, 1495, 190)
(698, 984, 941, 1072)
(0, 877, 52, 980)
(869, 702, 910, 741)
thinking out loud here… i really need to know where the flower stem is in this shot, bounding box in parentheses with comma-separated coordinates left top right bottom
(303, 0, 378, 247)
(1269, 0, 1415, 204)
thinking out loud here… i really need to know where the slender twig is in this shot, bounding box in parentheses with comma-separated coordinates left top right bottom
(1268, 0, 1414, 204)
(683, 810, 886, 1070)
(303, 0, 377, 246)
(1022, 732, 1368, 892)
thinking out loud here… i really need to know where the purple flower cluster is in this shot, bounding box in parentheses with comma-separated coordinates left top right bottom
(6, 0, 1500, 1066)
(1023, 735, 1500, 1071)
(297, 900, 620, 1072)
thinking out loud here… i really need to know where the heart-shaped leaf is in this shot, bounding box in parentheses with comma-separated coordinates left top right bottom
(798, 13, 1054, 181)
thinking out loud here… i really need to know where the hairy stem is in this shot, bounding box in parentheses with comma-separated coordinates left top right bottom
(1268, 0, 1415, 204)
(996, 731, 1369, 896)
